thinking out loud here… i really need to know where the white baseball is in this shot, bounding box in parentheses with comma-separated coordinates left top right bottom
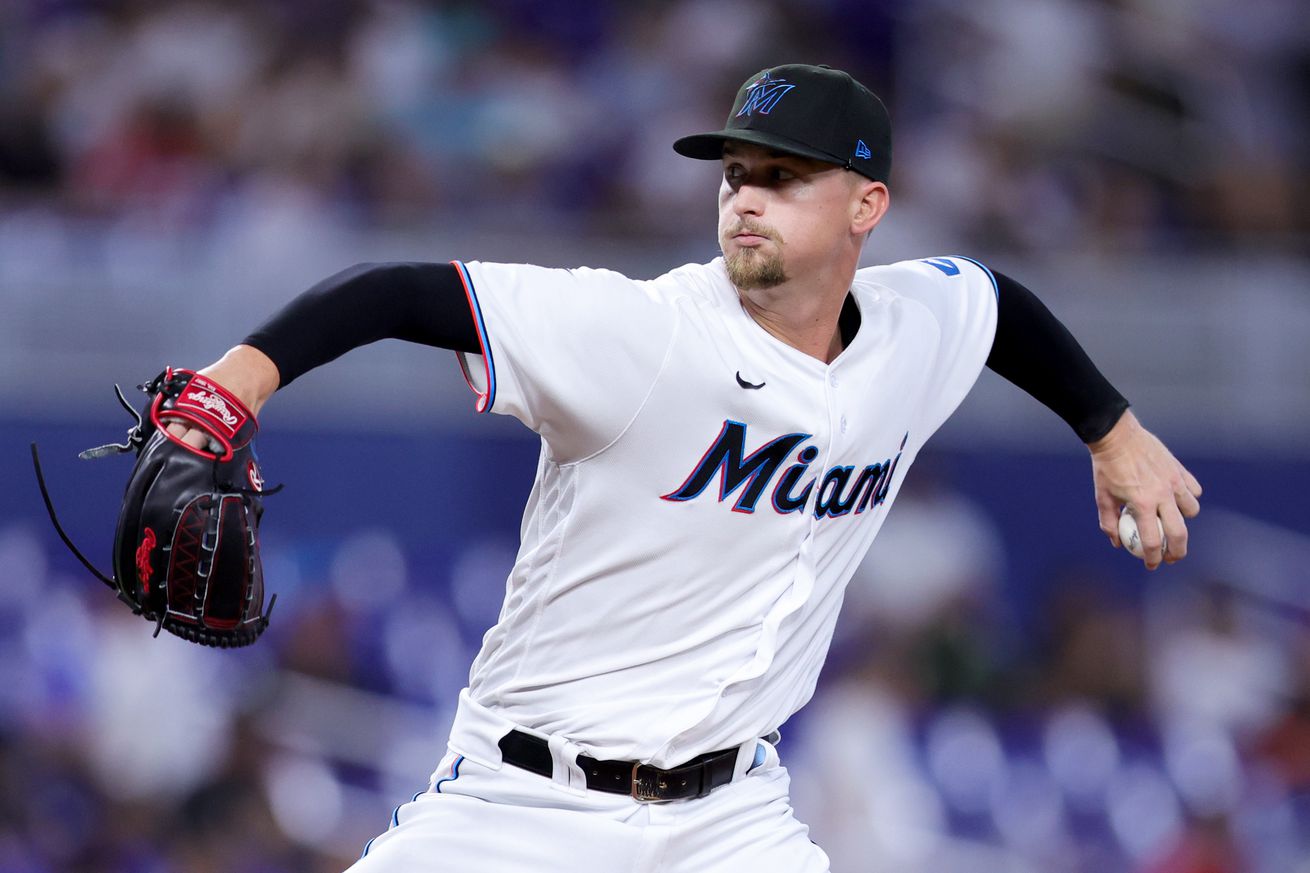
(1118, 507, 1165, 559)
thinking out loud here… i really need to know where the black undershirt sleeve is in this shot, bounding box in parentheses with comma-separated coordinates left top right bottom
(241, 261, 479, 387)
(244, 260, 1126, 443)
(985, 269, 1129, 443)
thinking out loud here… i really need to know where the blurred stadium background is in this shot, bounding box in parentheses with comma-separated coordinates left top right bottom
(0, 1, 1307, 871)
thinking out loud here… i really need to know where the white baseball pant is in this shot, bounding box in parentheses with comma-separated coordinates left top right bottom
(345, 690, 830, 872)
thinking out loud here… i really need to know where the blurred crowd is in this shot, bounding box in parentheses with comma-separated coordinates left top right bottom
(0, 0, 1305, 252)
(2, 472, 1307, 872)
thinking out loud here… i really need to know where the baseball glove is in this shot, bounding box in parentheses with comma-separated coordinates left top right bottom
(32, 368, 277, 647)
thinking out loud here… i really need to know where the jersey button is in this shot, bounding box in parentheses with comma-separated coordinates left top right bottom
(828, 374, 839, 387)
(840, 415, 848, 433)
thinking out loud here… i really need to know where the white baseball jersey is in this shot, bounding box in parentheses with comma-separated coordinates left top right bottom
(451, 255, 997, 768)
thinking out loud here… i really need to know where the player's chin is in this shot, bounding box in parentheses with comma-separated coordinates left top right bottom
(725, 249, 787, 289)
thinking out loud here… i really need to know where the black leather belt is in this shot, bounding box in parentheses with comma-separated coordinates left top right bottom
(497, 729, 740, 802)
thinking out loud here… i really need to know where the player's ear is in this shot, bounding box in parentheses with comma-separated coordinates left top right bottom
(850, 179, 889, 236)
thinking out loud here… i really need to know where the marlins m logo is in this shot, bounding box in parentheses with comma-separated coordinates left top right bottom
(736, 72, 795, 117)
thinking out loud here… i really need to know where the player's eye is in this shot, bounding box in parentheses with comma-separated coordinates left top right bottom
(724, 164, 796, 189)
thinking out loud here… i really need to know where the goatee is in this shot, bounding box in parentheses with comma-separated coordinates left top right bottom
(725, 247, 788, 289)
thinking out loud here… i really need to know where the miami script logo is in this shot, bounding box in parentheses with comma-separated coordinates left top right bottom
(662, 420, 906, 519)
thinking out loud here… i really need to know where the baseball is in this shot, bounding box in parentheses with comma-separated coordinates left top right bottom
(1119, 507, 1166, 559)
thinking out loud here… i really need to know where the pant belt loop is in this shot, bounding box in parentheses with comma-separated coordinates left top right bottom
(731, 735, 761, 779)
(546, 732, 588, 795)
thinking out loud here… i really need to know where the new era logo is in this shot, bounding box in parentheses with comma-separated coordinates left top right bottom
(854, 140, 871, 160)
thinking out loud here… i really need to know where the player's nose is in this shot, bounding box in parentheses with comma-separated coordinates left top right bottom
(731, 181, 766, 217)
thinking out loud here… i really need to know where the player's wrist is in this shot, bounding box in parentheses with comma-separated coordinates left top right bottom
(198, 345, 281, 417)
(1085, 407, 1138, 455)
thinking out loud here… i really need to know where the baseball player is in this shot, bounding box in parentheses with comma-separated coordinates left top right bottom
(165, 65, 1201, 871)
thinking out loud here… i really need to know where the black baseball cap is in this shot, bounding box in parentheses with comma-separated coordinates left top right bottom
(673, 64, 892, 183)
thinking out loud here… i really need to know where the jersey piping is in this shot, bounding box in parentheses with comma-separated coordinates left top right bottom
(952, 255, 1000, 300)
(452, 259, 496, 413)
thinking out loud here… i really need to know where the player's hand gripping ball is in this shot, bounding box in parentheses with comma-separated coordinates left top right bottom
(1118, 506, 1166, 560)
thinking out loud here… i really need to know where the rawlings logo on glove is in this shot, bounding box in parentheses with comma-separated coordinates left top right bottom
(32, 368, 278, 648)
(179, 388, 241, 427)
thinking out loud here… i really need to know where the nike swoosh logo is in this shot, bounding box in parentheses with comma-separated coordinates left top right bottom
(735, 371, 766, 390)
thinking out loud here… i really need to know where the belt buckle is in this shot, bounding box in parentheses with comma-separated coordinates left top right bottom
(631, 762, 665, 802)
